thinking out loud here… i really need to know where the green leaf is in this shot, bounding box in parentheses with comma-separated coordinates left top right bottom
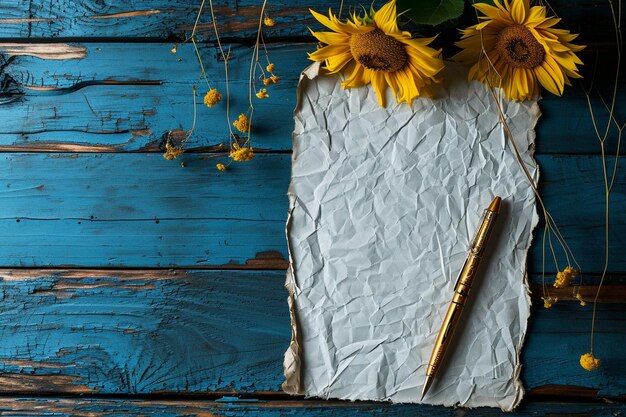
(397, 0, 465, 26)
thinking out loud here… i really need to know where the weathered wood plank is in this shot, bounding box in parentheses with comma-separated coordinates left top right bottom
(0, 269, 622, 396)
(0, 153, 291, 268)
(0, 0, 617, 43)
(1, 43, 623, 154)
(0, 269, 289, 394)
(0, 43, 309, 152)
(0, 397, 624, 417)
(0, 153, 621, 272)
(0, 0, 338, 39)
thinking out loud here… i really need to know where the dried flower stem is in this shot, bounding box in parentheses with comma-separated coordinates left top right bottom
(582, 0, 623, 354)
(470, 1, 580, 305)
(192, 38, 211, 90)
(189, 85, 198, 139)
(246, 0, 269, 147)
(209, 0, 234, 146)
(173, 0, 212, 150)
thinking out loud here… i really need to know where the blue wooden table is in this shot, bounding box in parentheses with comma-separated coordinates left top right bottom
(0, 0, 623, 415)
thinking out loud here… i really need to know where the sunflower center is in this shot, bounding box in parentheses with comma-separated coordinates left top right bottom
(495, 25, 545, 69)
(350, 28, 408, 72)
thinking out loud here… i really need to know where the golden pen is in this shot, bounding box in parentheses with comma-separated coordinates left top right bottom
(421, 196, 502, 400)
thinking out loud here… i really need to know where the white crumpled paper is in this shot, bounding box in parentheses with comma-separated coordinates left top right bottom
(283, 61, 539, 411)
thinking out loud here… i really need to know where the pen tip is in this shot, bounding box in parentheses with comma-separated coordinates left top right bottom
(420, 376, 433, 401)
(488, 196, 501, 213)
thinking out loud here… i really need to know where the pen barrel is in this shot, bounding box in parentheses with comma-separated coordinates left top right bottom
(469, 209, 498, 257)
(425, 298, 464, 377)
(425, 205, 500, 379)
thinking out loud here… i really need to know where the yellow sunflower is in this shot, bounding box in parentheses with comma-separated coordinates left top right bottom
(308, 0, 444, 107)
(454, 0, 584, 101)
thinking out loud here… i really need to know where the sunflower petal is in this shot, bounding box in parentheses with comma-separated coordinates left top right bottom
(371, 71, 389, 107)
(526, 5, 547, 26)
(543, 54, 565, 89)
(325, 51, 354, 73)
(308, 43, 351, 62)
(373, 0, 399, 34)
(534, 63, 563, 95)
(407, 48, 444, 78)
(384, 71, 402, 103)
(474, 2, 513, 24)
(509, 0, 527, 23)
(398, 67, 419, 105)
(309, 9, 345, 33)
(514, 68, 529, 99)
(341, 63, 367, 88)
(475, 20, 493, 30)
(309, 29, 349, 45)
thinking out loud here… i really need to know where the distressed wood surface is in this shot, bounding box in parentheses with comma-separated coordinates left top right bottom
(0, 269, 622, 397)
(0, 42, 623, 154)
(0, 152, 621, 272)
(0, 0, 624, 412)
(0, 0, 617, 43)
(0, 398, 623, 417)
(0, 0, 339, 40)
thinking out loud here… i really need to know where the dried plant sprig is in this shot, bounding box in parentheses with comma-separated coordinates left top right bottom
(534, 0, 623, 368)
(466, 0, 581, 311)
(572, 0, 623, 367)
(245, 0, 270, 148)
(176, 0, 279, 168)
(209, 0, 234, 143)
(165, 0, 223, 156)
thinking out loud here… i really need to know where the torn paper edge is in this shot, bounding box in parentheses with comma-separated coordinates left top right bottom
(282, 61, 322, 394)
(507, 101, 541, 411)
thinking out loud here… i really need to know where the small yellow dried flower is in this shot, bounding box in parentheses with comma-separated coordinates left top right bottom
(554, 266, 578, 288)
(266, 63, 275, 72)
(170, 44, 177, 54)
(575, 293, 587, 306)
(270, 75, 280, 84)
(256, 88, 269, 99)
(580, 352, 601, 371)
(233, 114, 250, 133)
(263, 78, 272, 86)
(264, 16, 275, 27)
(230, 143, 254, 162)
(542, 296, 557, 309)
(204, 89, 222, 108)
(164, 142, 184, 160)
(216, 163, 227, 171)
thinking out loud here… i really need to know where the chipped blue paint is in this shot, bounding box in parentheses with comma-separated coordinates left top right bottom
(0, 397, 624, 416)
(0, 270, 291, 393)
(0, 42, 622, 154)
(0, 153, 622, 270)
(0, 270, 623, 396)
(0, 153, 290, 267)
(0, 0, 342, 39)
(0, 0, 621, 412)
(2, 43, 311, 152)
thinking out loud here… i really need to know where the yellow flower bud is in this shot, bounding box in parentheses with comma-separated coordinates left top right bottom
(256, 88, 270, 99)
(204, 89, 222, 108)
(580, 352, 601, 371)
(233, 114, 250, 133)
(230, 143, 254, 162)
